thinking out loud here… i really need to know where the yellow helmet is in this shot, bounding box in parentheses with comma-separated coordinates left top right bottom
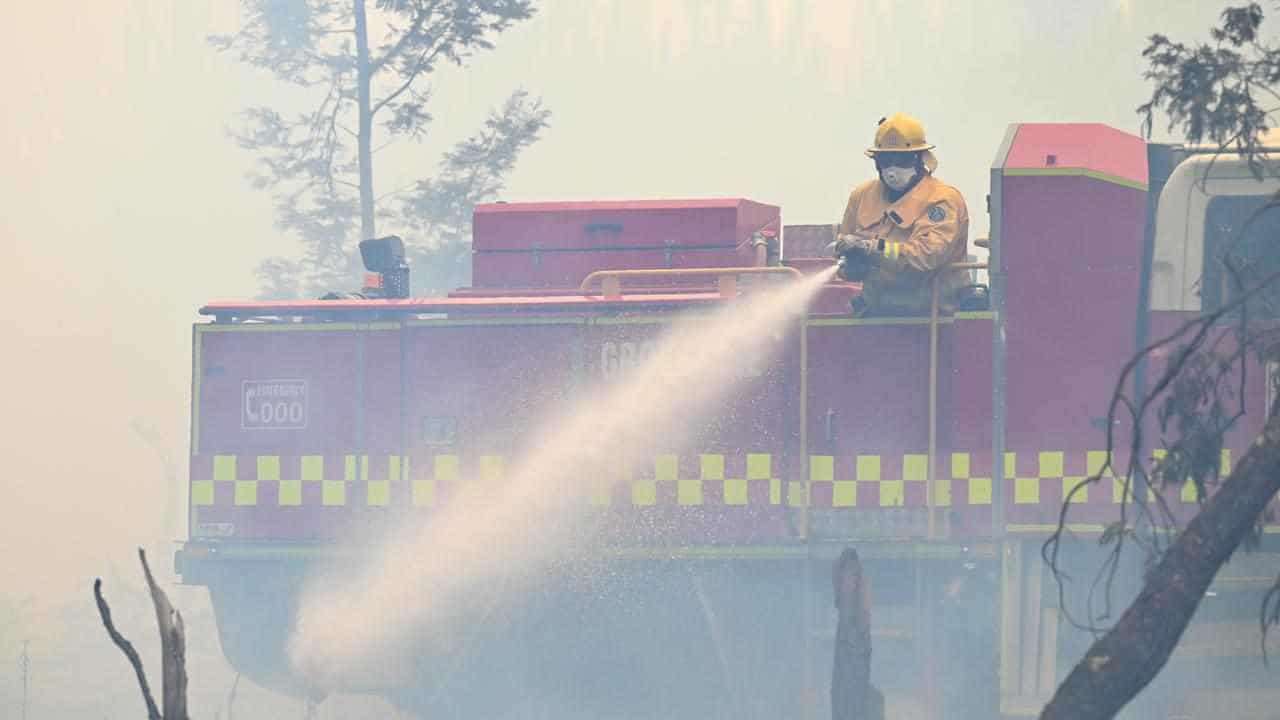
(866, 112, 938, 172)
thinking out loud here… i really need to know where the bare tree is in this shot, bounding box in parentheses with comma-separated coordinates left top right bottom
(1040, 5, 1280, 717)
(95, 549, 188, 720)
(212, 0, 551, 297)
(831, 549, 883, 720)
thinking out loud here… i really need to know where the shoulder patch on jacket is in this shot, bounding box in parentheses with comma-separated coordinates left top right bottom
(927, 204, 947, 222)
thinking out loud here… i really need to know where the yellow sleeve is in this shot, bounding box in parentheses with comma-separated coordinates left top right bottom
(881, 193, 968, 272)
(837, 188, 862, 237)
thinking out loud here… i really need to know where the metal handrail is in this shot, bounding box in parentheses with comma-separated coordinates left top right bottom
(579, 266, 802, 299)
(928, 261, 989, 539)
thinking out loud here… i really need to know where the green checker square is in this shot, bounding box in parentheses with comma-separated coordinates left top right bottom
(1181, 479, 1199, 504)
(677, 479, 703, 506)
(435, 455, 459, 482)
(632, 479, 657, 506)
(654, 455, 678, 482)
(301, 455, 324, 481)
(213, 455, 236, 482)
(951, 453, 970, 479)
(969, 477, 992, 505)
(1014, 477, 1040, 504)
(1087, 451, 1111, 477)
(832, 480, 857, 507)
(856, 455, 880, 482)
(700, 454, 725, 480)
(191, 480, 214, 506)
(257, 455, 280, 482)
(746, 453, 771, 480)
(588, 480, 611, 507)
(480, 455, 504, 481)
(787, 480, 807, 507)
(934, 479, 952, 507)
(903, 454, 927, 482)
(1039, 451, 1064, 478)
(322, 480, 346, 506)
(810, 455, 834, 482)
(412, 479, 435, 507)
(278, 479, 301, 506)
(367, 480, 390, 507)
(1063, 477, 1087, 502)
(234, 480, 257, 506)
(723, 478, 748, 506)
(879, 479, 903, 506)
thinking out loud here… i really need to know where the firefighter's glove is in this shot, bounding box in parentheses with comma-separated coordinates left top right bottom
(834, 234, 879, 281)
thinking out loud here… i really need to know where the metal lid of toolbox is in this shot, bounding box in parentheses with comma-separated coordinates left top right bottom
(470, 198, 781, 289)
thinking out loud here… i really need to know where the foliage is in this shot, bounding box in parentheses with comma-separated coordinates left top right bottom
(212, 0, 550, 298)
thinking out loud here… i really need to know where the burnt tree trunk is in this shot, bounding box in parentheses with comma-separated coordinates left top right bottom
(1041, 406, 1280, 719)
(832, 548, 884, 720)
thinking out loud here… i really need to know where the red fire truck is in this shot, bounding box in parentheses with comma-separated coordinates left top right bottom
(179, 123, 1276, 718)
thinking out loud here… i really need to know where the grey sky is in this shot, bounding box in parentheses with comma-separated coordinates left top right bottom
(0, 0, 1230, 714)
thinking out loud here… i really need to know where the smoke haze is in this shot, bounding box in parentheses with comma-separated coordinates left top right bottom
(0, 1, 1231, 716)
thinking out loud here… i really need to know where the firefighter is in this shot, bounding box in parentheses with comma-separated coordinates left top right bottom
(834, 113, 970, 317)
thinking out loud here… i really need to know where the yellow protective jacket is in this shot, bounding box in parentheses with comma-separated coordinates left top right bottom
(837, 174, 970, 316)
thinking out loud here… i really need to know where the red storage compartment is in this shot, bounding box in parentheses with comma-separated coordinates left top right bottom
(470, 198, 781, 289)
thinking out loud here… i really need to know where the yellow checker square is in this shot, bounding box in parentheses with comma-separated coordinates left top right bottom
(903, 454, 928, 482)
(234, 480, 258, 506)
(788, 480, 807, 507)
(434, 454, 459, 482)
(968, 477, 992, 505)
(213, 455, 236, 482)
(1039, 451, 1064, 478)
(322, 480, 346, 506)
(412, 478, 435, 507)
(951, 453, 970, 479)
(833, 480, 857, 507)
(588, 480, 611, 507)
(191, 480, 214, 506)
(367, 480, 390, 506)
(1014, 477, 1039, 504)
(769, 478, 781, 505)
(1004, 452, 1017, 478)
(632, 479, 657, 506)
(810, 455, 834, 482)
(1181, 479, 1199, 504)
(1063, 477, 1087, 503)
(723, 478, 748, 506)
(933, 479, 952, 507)
(1222, 449, 1232, 475)
(301, 455, 324, 481)
(480, 455, 504, 482)
(879, 479, 903, 507)
(388, 455, 406, 482)
(655, 454, 679, 482)
(856, 455, 881, 482)
(278, 479, 301, 506)
(1087, 450, 1112, 477)
(344, 455, 358, 482)
(257, 455, 281, 482)
(746, 453, 772, 480)
(1152, 448, 1167, 461)
(677, 479, 703, 506)
(700, 454, 725, 480)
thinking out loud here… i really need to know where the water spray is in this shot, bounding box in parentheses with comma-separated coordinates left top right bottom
(289, 266, 838, 690)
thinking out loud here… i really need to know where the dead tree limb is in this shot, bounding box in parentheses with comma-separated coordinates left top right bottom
(140, 547, 189, 720)
(831, 548, 883, 720)
(1040, 405, 1280, 719)
(94, 577, 162, 720)
(94, 549, 189, 720)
